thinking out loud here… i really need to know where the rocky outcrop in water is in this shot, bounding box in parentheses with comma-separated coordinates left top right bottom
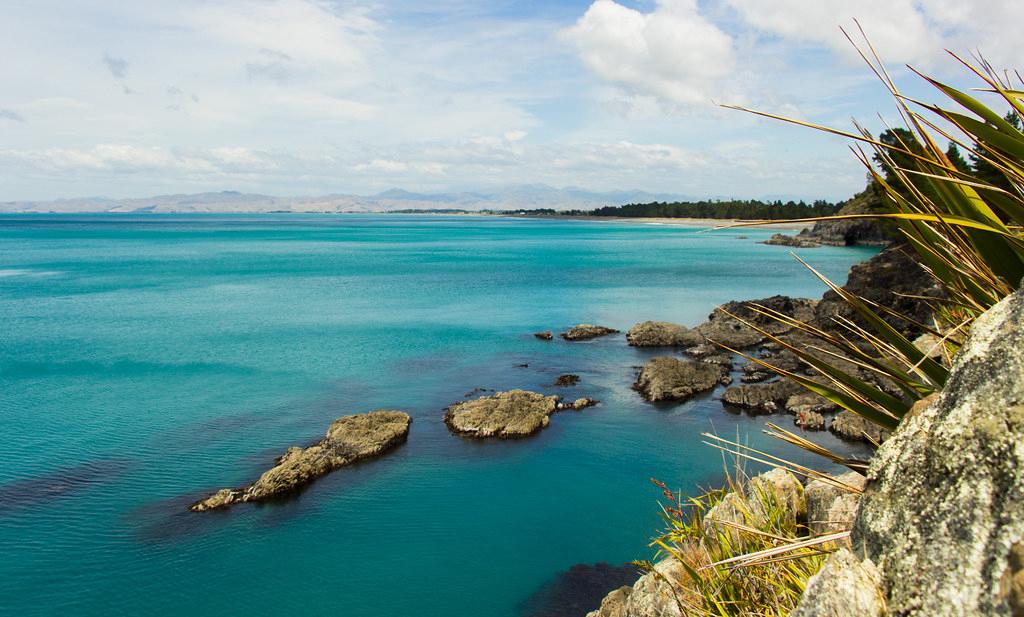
(190, 410, 412, 511)
(634, 357, 729, 403)
(721, 379, 802, 413)
(555, 374, 580, 387)
(829, 411, 890, 444)
(534, 330, 554, 341)
(561, 324, 620, 341)
(626, 321, 701, 347)
(791, 288, 1024, 616)
(444, 389, 595, 439)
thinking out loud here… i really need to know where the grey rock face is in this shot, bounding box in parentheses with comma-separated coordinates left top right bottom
(585, 558, 687, 617)
(790, 549, 886, 617)
(634, 357, 727, 403)
(849, 288, 1024, 616)
(561, 324, 620, 341)
(626, 321, 701, 347)
(191, 410, 411, 511)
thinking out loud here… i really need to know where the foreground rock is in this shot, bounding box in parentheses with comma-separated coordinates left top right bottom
(191, 410, 411, 511)
(792, 288, 1024, 616)
(805, 471, 865, 535)
(634, 357, 729, 403)
(444, 390, 595, 439)
(561, 324, 620, 341)
(626, 321, 701, 347)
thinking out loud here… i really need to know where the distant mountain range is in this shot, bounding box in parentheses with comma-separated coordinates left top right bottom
(0, 185, 691, 214)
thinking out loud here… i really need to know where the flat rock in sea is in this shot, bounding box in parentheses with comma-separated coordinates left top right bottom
(445, 389, 595, 438)
(190, 410, 411, 512)
(626, 321, 701, 347)
(534, 330, 554, 340)
(561, 324, 620, 341)
(633, 357, 728, 403)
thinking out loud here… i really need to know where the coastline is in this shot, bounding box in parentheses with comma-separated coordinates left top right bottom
(499, 213, 813, 231)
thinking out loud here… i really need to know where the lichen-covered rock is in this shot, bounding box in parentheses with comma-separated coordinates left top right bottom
(561, 324, 620, 341)
(585, 586, 631, 617)
(721, 379, 802, 413)
(618, 558, 687, 617)
(829, 411, 890, 444)
(790, 548, 886, 617)
(848, 288, 1024, 616)
(444, 390, 561, 438)
(634, 357, 727, 403)
(626, 321, 701, 347)
(805, 472, 865, 535)
(191, 410, 411, 511)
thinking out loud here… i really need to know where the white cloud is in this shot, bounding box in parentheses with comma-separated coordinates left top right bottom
(560, 0, 736, 107)
(724, 0, 1024, 70)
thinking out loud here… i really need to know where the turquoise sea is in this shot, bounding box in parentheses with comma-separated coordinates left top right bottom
(0, 214, 876, 616)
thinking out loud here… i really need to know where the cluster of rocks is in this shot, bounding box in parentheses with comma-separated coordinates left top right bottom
(587, 467, 867, 617)
(444, 389, 597, 439)
(190, 410, 412, 511)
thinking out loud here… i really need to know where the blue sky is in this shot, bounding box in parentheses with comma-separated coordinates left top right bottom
(0, 0, 1018, 201)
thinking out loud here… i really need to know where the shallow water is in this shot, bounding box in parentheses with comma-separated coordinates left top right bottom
(0, 214, 875, 616)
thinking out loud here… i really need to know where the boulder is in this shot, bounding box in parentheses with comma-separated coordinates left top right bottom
(191, 410, 411, 511)
(805, 472, 865, 535)
(626, 321, 701, 347)
(534, 330, 554, 341)
(703, 468, 805, 543)
(561, 324, 620, 341)
(585, 585, 632, 617)
(634, 357, 728, 403)
(829, 411, 890, 444)
(847, 288, 1024, 616)
(790, 549, 886, 617)
(764, 233, 822, 248)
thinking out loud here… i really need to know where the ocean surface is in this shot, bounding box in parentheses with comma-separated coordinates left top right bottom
(0, 214, 877, 616)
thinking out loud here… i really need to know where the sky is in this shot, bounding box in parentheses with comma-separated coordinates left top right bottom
(0, 0, 1020, 202)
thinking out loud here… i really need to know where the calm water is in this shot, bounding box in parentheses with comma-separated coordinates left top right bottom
(0, 214, 875, 616)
